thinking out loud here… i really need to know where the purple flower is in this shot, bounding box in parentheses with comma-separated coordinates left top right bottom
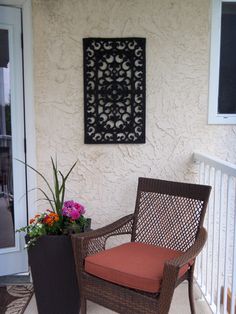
(62, 200, 85, 220)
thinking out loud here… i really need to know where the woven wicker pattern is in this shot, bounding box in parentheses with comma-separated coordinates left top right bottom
(71, 178, 211, 314)
(85, 218, 133, 257)
(82, 273, 160, 314)
(135, 192, 204, 251)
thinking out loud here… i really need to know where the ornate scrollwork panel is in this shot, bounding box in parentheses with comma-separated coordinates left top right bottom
(84, 38, 146, 144)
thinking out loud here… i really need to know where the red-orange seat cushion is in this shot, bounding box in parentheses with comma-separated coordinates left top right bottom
(85, 242, 190, 293)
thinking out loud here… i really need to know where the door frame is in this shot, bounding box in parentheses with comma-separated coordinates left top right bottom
(0, 0, 37, 222)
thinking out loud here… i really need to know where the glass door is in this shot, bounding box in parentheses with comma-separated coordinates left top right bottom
(0, 28, 14, 249)
(0, 6, 28, 276)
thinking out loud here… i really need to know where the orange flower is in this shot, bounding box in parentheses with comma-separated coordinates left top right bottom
(49, 212, 59, 221)
(29, 218, 35, 224)
(43, 212, 59, 226)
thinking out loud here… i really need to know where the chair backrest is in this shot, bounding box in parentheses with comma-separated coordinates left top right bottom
(132, 177, 211, 252)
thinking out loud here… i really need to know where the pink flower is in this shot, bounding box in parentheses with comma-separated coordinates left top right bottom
(62, 200, 85, 221)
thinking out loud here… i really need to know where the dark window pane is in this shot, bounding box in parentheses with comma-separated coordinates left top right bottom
(0, 29, 15, 248)
(218, 3, 236, 114)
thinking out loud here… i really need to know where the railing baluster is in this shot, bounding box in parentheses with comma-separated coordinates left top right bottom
(206, 164, 211, 298)
(223, 176, 231, 314)
(210, 168, 216, 306)
(200, 161, 205, 290)
(216, 171, 223, 314)
(197, 161, 205, 287)
(230, 180, 236, 314)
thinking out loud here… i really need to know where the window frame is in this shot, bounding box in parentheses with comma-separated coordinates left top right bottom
(208, 0, 236, 124)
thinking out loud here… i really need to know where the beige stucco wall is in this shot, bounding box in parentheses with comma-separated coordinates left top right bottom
(32, 0, 236, 227)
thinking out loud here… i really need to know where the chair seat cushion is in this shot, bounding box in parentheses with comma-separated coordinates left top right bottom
(85, 242, 190, 293)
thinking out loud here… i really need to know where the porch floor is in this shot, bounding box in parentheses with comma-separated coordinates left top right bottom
(24, 281, 212, 314)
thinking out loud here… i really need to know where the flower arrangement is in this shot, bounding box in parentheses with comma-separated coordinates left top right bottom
(18, 158, 89, 247)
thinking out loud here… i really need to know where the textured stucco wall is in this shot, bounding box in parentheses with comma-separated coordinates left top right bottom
(32, 0, 236, 226)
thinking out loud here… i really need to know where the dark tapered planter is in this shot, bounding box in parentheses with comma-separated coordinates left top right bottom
(27, 235, 80, 314)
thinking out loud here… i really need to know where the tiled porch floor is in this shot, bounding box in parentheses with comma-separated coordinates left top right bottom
(24, 281, 211, 314)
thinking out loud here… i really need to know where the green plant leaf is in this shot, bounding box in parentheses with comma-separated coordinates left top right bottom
(51, 157, 61, 215)
(16, 158, 77, 220)
(63, 160, 77, 182)
(59, 171, 66, 212)
(37, 198, 54, 203)
(16, 158, 57, 210)
(37, 188, 55, 211)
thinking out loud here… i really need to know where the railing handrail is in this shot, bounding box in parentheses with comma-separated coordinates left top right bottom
(193, 152, 236, 177)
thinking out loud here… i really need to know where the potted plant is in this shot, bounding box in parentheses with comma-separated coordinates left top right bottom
(18, 158, 90, 314)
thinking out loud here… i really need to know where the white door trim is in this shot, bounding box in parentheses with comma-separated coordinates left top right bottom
(21, 0, 37, 220)
(0, 0, 37, 220)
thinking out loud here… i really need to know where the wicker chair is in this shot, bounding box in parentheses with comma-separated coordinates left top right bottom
(72, 177, 211, 314)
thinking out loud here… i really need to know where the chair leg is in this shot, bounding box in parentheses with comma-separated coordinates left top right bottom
(80, 297, 87, 314)
(188, 267, 196, 314)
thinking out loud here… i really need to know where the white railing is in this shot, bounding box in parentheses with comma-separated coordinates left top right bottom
(193, 152, 236, 314)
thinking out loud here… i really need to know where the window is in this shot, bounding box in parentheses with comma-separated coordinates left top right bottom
(208, 0, 236, 124)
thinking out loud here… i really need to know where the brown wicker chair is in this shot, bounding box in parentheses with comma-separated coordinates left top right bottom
(72, 177, 211, 314)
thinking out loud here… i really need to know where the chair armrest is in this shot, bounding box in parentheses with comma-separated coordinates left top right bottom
(167, 227, 207, 269)
(158, 227, 207, 313)
(71, 214, 134, 263)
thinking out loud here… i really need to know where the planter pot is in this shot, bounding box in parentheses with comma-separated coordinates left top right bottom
(27, 235, 80, 314)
